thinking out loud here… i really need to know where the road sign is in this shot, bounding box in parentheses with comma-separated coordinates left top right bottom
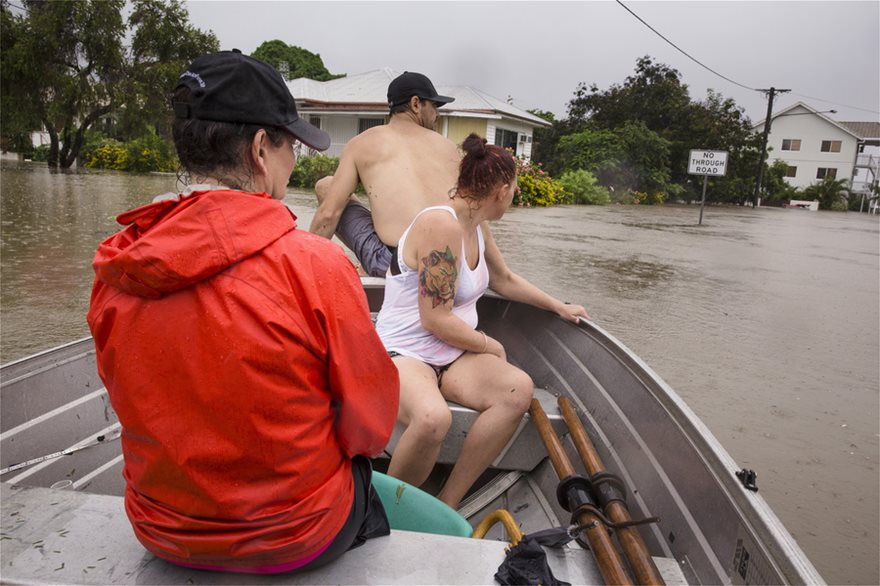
(688, 150, 728, 176)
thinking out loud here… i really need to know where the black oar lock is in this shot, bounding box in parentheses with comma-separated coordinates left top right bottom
(556, 472, 660, 548)
(736, 468, 759, 492)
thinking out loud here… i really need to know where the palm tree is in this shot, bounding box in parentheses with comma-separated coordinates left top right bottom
(802, 177, 851, 210)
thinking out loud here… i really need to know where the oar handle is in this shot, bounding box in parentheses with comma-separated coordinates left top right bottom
(529, 398, 576, 478)
(558, 397, 666, 586)
(530, 399, 634, 586)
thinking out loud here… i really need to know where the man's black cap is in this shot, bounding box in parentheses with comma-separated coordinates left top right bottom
(387, 71, 455, 109)
(173, 50, 331, 151)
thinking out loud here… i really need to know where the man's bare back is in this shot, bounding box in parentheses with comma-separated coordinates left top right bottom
(311, 114, 460, 247)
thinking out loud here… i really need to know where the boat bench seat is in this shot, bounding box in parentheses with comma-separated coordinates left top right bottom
(1, 483, 684, 586)
(385, 387, 567, 471)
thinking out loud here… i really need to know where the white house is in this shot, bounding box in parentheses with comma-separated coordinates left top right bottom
(287, 68, 551, 159)
(755, 101, 880, 194)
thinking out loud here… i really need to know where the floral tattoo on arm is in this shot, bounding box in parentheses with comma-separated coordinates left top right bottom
(419, 246, 458, 308)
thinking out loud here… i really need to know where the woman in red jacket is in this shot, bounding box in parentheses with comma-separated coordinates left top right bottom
(87, 51, 399, 574)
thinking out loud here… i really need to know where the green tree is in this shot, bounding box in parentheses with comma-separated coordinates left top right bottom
(0, 3, 40, 153)
(537, 56, 759, 205)
(559, 169, 611, 205)
(802, 177, 851, 211)
(567, 56, 691, 136)
(0, 0, 217, 168)
(251, 39, 343, 81)
(526, 109, 556, 123)
(762, 159, 800, 204)
(556, 120, 678, 199)
(1, 0, 126, 168)
(121, 0, 219, 140)
(683, 90, 761, 204)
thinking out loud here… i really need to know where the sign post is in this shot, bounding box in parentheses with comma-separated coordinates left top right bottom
(688, 150, 728, 224)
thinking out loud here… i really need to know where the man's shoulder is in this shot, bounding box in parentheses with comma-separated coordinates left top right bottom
(350, 124, 393, 144)
(344, 125, 394, 155)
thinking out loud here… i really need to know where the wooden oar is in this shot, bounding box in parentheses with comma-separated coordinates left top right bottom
(529, 399, 633, 585)
(559, 396, 665, 585)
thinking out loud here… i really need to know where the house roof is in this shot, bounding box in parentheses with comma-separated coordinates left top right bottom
(753, 101, 864, 140)
(838, 121, 880, 140)
(287, 68, 551, 128)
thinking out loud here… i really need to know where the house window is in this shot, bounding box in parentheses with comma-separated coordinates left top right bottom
(785, 166, 797, 178)
(781, 139, 801, 151)
(820, 140, 841, 153)
(816, 167, 837, 180)
(494, 128, 518, 151)
(358, 118, 384, 134)
(309, 116, 321, 129)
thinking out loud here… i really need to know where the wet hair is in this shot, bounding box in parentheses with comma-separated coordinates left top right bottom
(171, 86, 286, 189)
(457, 133, 516, 200)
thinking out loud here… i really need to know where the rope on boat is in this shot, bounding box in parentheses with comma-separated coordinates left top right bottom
(471, 509, 525, 546)
(0, 428, 122, 476)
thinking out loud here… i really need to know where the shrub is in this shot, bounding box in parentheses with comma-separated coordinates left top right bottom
(289, 155, 340, 189)
(83, 131, 176, 172)
(611, 190, 648, 205)
(515, 158, 565, 207)
(31, 144, 50, 162)
(802, 177, 850, 210)
(125, 132, 177, 173)
(559, 169, 610, 205)
(84, 139, 128, 170)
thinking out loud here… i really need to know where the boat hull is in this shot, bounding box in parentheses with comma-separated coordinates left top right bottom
(0, 278, 823, 584)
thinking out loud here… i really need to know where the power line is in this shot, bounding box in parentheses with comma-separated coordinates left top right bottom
(789, 92, 880, 117)
(615, 0, 759, 92)
(616, 1, 880, 118)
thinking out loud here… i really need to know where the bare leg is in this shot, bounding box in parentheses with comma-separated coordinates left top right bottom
(436, 353, 534, 509)
(386, 356, 452, 488)
(315, 175, 359, 207)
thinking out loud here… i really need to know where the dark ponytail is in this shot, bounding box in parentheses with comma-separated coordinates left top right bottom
(457, 133, 516, 200)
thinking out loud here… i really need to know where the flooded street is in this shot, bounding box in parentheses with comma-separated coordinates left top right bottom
(1, 161, 878, 584)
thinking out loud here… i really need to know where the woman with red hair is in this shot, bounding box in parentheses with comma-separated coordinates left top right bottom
(375, 133, 589, 509)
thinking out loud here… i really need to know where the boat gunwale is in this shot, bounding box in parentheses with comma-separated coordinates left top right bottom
(533, 302, 825, 585)
(0, 279, 825, 585)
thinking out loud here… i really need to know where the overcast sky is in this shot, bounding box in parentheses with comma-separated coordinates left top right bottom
(184, 1, 879, 125)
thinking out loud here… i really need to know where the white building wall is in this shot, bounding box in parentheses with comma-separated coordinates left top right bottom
(321, 116, 359, 158)
(31, 131, 50, 147)
(485, 125, 496, 146)
(766, 109, 858, 189)
(304, 113, 542, 161)
(486, 120, 535, 160)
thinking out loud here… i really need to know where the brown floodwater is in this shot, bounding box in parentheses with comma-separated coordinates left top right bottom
(1, 161, 878, 584)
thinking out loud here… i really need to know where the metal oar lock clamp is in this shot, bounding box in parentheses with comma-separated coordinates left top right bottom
(556, 472, 660, 549)
(736, 468, 759, 492)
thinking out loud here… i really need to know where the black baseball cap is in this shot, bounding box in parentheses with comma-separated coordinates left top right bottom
(173, 50, 331, 151)
(387, 72, 455, 109)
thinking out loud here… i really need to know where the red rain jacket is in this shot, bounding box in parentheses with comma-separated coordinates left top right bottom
(87, 188, 398, 569)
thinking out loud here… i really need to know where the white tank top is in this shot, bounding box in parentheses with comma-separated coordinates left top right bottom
(376, 206, 489, 367)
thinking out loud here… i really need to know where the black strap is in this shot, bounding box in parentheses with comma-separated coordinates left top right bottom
(387, 245, 401, 276)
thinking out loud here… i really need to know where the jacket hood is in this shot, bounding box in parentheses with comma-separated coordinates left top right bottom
(93, 189, 296, 298)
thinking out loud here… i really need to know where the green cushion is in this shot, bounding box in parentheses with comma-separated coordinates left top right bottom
(371, 471, 473, 538)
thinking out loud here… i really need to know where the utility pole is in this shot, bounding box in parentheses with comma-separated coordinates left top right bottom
(752, 87, 790, 207)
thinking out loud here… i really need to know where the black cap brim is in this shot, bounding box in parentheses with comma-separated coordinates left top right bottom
(285, 117, 331, 151)
(432, 94, 455, 105)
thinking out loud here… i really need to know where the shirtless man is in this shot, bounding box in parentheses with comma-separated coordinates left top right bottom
(310, 71, 590, 505)
(310, 71, 459, 276)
